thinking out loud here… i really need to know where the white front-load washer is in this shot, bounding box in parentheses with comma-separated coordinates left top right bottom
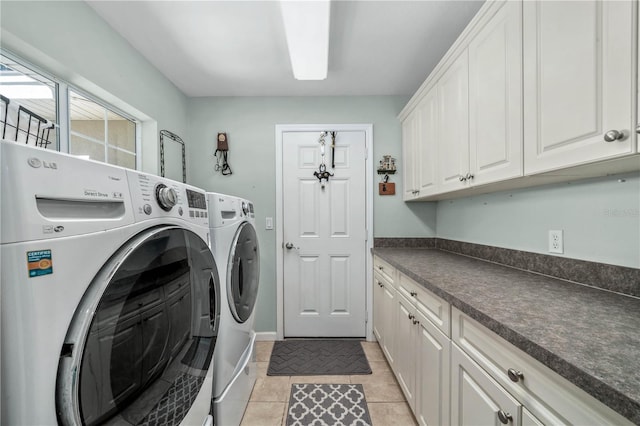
(1, 139, 220, 426)
(207, 193, 260, 426)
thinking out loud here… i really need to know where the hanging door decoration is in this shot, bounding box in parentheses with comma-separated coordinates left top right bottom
(313, 131, 336, 189)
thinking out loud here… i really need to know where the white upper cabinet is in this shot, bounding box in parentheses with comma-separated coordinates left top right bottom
(403, 87, 439, 200)
(399, 0, 638, 200)
(416, 88, 439, 196)
(523, 0, 636, 174)
(402, 112, 418, 200)
(437, 51, 470, 193)
(469, 0, 523, 185)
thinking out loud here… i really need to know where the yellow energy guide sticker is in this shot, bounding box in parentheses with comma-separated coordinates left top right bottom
(27, 250, 53, 277)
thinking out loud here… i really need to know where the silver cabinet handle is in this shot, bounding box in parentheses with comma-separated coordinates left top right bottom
(466, 173, 474, 180)
(604, 130, 626, 142)
(408, 313, 415, 320)
(378, 265, 384, 270)
(507, 368, 524, 382)
(497, 410, 513, 424)
(412, 319, 420, 325)
(410, 291, 417, 297)
(459, 175, 467, 182)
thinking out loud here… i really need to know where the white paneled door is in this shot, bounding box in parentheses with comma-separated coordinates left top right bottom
(282, 130, 367, 337)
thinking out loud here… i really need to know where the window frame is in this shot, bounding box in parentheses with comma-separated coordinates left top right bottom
(1, 50, 141, 170)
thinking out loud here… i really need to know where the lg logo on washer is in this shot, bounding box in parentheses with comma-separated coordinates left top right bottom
(27, 157, 58, 170)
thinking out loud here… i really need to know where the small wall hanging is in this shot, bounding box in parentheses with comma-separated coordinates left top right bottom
(377, 155, 397, 195)
(214, 132, 232, 175)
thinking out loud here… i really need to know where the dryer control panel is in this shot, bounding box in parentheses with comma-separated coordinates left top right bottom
(126, 171, 209, 227)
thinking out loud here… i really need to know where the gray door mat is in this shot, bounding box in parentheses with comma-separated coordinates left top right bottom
(267, 340, 372, 376)
(286, 384, 372, 426)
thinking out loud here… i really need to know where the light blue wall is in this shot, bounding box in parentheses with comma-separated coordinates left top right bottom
(0, 1, 188, 174)
(436, 172, 640, 268)
(186, 96, 438, 331)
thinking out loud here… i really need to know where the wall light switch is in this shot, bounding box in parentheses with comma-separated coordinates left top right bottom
(266, 217, 274, 230)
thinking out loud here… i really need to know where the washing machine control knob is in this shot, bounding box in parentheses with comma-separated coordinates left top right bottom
(156, 184, 177, 211)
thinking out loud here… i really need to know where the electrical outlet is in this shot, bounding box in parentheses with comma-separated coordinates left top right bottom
(548, 230, 563, 254)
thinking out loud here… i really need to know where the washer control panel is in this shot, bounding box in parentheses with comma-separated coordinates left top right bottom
(127, 171, 208, 226)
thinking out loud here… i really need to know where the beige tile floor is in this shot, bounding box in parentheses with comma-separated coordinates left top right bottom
(240, 341, 418, 426)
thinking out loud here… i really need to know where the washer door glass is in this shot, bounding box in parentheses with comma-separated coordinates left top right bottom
(56, 227, 220, 426)
(227, 222, 260, 323)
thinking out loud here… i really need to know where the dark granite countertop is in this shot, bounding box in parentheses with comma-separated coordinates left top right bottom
(373, 248, 640, 424)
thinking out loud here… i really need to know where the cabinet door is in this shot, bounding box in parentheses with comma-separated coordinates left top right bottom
(523, 0, 635, 174)
(438, 51, 470, 192)
(402, 112, 418, 200)
(416, 86, 439, 196)
(451, 344, 521, 426)
(394, 292, 416, 408)
(415, 310, 450, 426)
(373, 274, 385, 342)
(381, 282, 396, 367)
(469, 0, 523, 185)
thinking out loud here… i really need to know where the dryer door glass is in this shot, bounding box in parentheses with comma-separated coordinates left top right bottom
(227, 222, 260, 323)
(56, 227, 220, 426)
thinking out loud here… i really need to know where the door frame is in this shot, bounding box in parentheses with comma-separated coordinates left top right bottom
(275, 124, 374, 341)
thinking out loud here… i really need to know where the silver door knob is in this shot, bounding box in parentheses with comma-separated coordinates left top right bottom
(285, 242, 295, 249)
(636, 124, 640, 134)
(604, 130, 625, 142)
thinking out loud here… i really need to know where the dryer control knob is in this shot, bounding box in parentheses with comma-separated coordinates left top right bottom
(156, 184, 177, 211)
(143, 204, 152, 215)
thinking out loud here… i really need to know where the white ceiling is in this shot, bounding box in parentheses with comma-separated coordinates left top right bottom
(88, 0, 484, 98)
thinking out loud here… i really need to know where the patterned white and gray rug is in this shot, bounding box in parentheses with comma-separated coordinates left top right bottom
(286, 384, 372, 426)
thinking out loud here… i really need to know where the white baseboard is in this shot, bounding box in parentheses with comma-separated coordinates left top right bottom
(255, 331, 277, 341)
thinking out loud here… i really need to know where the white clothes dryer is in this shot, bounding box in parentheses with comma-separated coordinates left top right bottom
(1, 140, 220, 426)
(207, 193, 260, 426)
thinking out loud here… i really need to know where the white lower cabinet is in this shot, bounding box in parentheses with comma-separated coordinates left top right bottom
(415, 309, 450, 426)
(451, 343, 523, 426)
(452, 307, 633, 426)
(373, 257, 397, 368)
(373, 260, 633, 426)
(372, 273, 385, 342)
(394, 291, 417, 408)
(380, 280, 396, 366)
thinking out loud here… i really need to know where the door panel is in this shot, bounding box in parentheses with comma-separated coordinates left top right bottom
(283, 130, 367, 337)
(438, 51, 470, 192)
(469, 0, 523, 185)
(523, 0, 634, 173)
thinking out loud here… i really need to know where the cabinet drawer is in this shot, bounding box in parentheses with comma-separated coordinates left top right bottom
(373, 256, 395, 284)
(452, 307, 633, 425)
(399, 273, 450, 337)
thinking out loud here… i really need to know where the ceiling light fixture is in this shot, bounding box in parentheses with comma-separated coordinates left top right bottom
(279, 0, 331, 80)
